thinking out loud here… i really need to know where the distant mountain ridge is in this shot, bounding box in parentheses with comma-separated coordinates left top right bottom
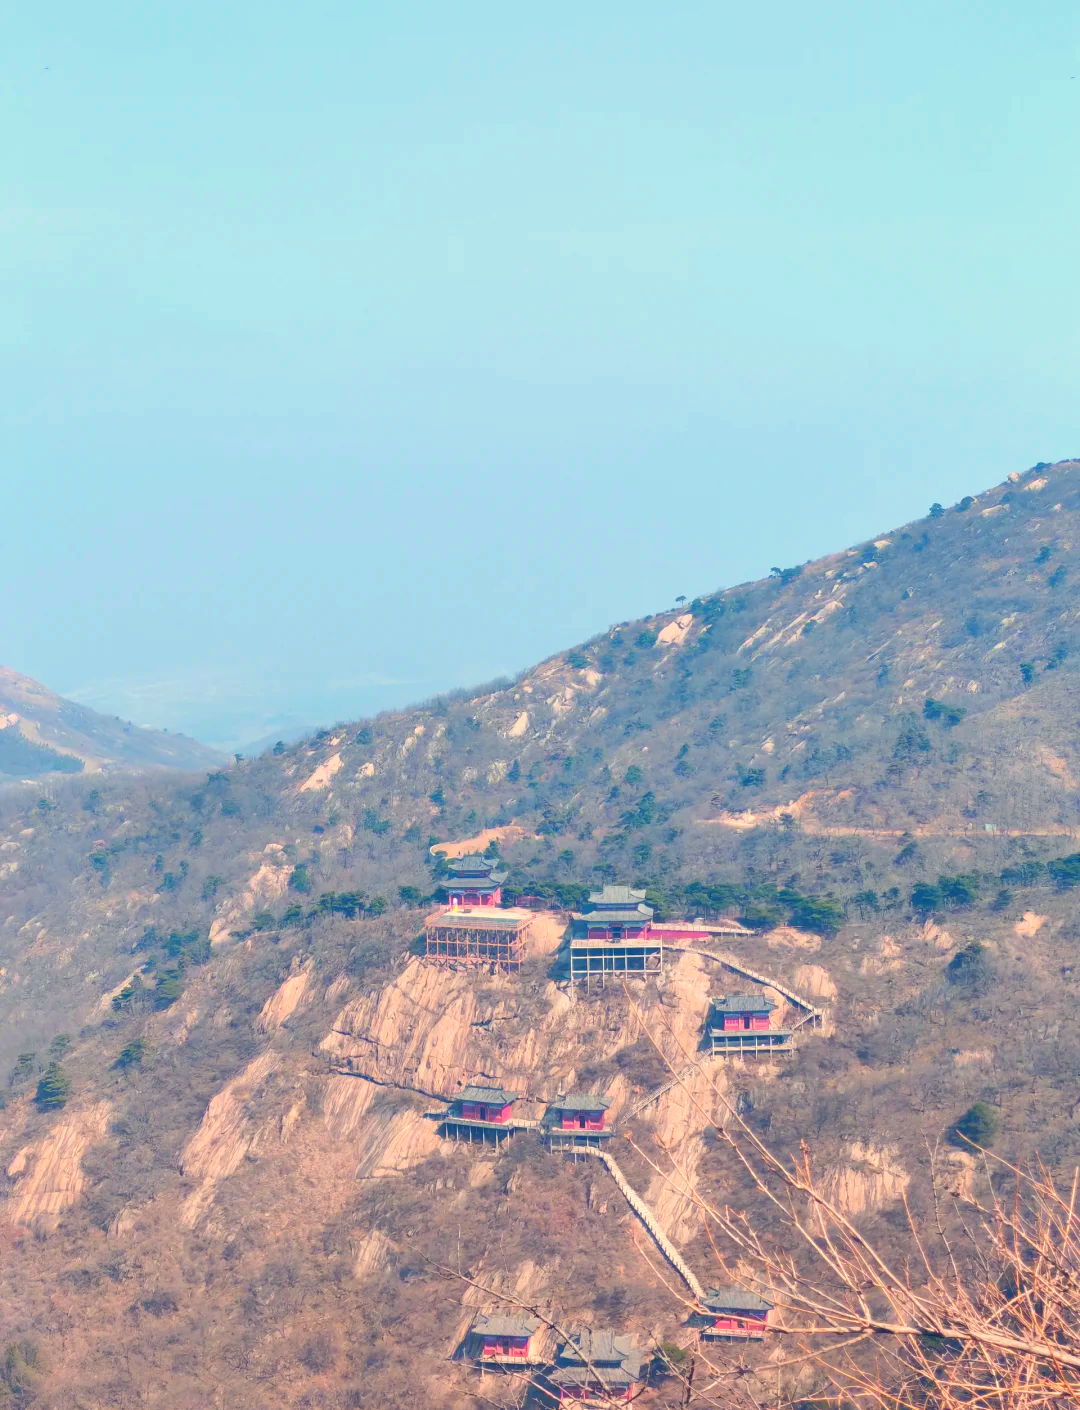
(0, 666, 226, 779)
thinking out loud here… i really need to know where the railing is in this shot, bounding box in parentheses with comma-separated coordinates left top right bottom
(618, 1059, 705, 1126)
(439, 1114, 540, 1132)
(665, 945, 824, 1025)
(596, 1151, 705, 1300)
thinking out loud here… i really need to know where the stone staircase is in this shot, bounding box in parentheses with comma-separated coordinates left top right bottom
(595, 1150, 705, 1300)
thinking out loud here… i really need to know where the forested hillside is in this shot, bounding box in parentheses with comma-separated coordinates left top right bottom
(4, 457, 1080, 1408)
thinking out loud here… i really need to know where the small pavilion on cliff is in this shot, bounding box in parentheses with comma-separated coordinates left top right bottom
(467, 1313, 544, 1369)
(696, 1286, 773, 1340)
(549, 1329, 645, 1403)
(705, 992, 794, 1055)
(440, 1082, 536, 1146)
(444, 854, 508, 907)
(543, 1092, 613, 1154)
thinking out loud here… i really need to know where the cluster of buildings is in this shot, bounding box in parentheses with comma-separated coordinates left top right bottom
(424, 854, 787, 1399)
(423, 858, 795, 1057)
(437, 1083, 610, 1151)
(466, 1289, 773, 1400)
(467, 1320, 645, 1401)
(426, 862, 766, 991)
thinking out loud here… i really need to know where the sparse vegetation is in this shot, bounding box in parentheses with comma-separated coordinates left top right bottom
(0, 729, 84, 779)
(114, 1038, 147, 1069)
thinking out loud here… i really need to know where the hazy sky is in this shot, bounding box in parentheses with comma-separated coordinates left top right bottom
(5, 2, 1079, 749)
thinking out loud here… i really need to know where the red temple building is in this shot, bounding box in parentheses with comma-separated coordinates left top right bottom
(444, 854, 507, 908)
(568, 884, 758, 985)
(469, 1313, 543, 1367)
(570, 886, 662, 985)
(440, 1082, 531, 1146)
(577, 885, 653, 940)
(549, 1329, 644, 1403)
(425, 855, 530, 971)
(697, 1286, 773, 1340)
(544, 1093, 612, 1153)
(706, 993, 793, 1055)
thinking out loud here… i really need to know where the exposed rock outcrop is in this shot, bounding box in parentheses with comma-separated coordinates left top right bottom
(256, 957, 313, 1031)
(298, 752, 343, 792)
(821, 1142, 909, 1215)
(6, 1101, 111, 1230)
(320, 950, 713, 1105)
(209, 862, 291, 945)
(179, 1050, 280, 1227)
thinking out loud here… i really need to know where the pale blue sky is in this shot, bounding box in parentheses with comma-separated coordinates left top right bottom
(4, 1, 1079, 748)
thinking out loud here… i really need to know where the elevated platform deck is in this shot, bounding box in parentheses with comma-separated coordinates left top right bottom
(569, 936, 662, 984)
(439, 1115, 540, 1145)
(544, 1127, 614, 1152)
(424, 906, 533, 971)
(706, 1027, 795, 1055)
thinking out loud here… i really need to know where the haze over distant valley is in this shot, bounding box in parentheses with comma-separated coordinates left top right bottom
(6, 3, 1079, 752)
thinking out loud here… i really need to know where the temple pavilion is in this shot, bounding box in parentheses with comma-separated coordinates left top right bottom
(444, 854, 508, 907)
(424, 854, 531, 971)
(548, 1329, 645, 1403)
(468, 1313, 544, 1368)
(569, 886, 662, 986)
(439, 1082, 537, 1146)
(697, 1286, 773, 1340)
(705, 992, 794, 1055)
(543, 1093, 613, 1154)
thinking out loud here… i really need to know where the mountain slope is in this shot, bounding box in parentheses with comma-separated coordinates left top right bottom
(0, 667, 226, 780)
(5, 457, 1080, 1407)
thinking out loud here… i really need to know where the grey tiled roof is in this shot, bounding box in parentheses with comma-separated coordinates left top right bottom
(447, 867, 508, 885)
(580, 906, 654, 923)
(473, 1314, 541, 1337)
(703, 1286, 773, 1312)
(549, 1366, 636, 1389)
(587, 885, 648, 905)
(710, 993, 777, 1014)
(458, 1084, 518, 1105)
(558, 1330, 642, 1375)
(551, 1092, 611, 1112)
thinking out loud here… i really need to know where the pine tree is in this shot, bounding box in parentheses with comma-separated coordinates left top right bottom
(35, 1062, 70, 1110)
(950, 1101, 998, 1149)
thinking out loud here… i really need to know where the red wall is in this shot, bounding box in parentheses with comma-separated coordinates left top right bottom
(449, 888, 501, 907)
(711, 1312, 769, 1333)
(559, 1113, 606, 1130)
(461, 1102, 512, 1123)
(721, 1015, 772, 1031)
(482, 1337, 530, 1358)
